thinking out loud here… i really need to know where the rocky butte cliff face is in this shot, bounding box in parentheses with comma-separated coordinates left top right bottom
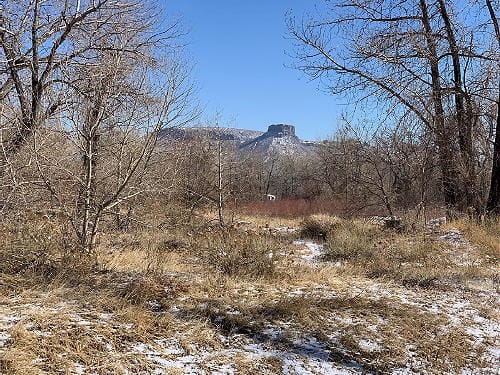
(240, 124, 316, 157)
(160, 124, 318, 157)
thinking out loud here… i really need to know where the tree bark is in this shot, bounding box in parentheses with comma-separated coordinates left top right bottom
(486, 0, 500, 214)
(437, 0, 478, 210)
(419, 0, 460, 207)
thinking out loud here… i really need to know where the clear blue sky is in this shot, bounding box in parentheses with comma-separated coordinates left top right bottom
(161, 0, 345, 140)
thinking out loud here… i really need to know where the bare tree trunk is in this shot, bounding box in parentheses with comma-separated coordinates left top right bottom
(78, 93, 104, 254)
(486, 0, 500, 214)
(419, 0, 459, 207)
(265, 158, 275, 196)
(437, 0, 478, 210)
(487, 107, 500, 214)
(217, 133, 225, 227)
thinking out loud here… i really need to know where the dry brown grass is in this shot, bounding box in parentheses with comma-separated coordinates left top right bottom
(192, 229, 284, 279)
(323, 218, 498, 288)
(299, 214, 342, 240)
(173, 279, 479, 373)
(0, 268, 191, 374)
(443, 218, 500, 261)
(0, 213, 497, 374)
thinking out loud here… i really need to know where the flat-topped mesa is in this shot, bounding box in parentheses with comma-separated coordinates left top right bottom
(267, 124, 295, 137)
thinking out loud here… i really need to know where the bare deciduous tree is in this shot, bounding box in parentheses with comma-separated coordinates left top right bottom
(288, 0, 498, 212)
(1, 0, 197, 255)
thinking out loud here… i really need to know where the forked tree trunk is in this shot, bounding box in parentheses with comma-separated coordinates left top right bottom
(78, 91, 104, 254)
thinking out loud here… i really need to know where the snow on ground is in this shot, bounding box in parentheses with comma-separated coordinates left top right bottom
(292, 240, 324, 263)
(0, 225, 498, 374)
(1, 277, 498, 374)
(438, 228, 493, 267)
(274, 226, 298, 234)
(124, 332, 363, 375)
(0, 309, 19, 355)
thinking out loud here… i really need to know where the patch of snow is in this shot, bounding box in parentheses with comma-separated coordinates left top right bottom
(293, 240, 324, 264)
(243, 341, 361, 375)
(146, 300, 163, 310)
(438, 229, 472, 250)
(0, 314, 19, 350)
(261, 327, 282, 340)
(304, 242, 323, 260)
(274, 226, 297, 233)
(169, 305, 181, 315)
(0, 315, 20, 324)
(131, 343, 150, 353)
(426, 217, 447, 231)
(73, 362, 86, 374)
(31, 329, 52, 337)
(357, 339, 380, 353)
(0, 332, 11, 347)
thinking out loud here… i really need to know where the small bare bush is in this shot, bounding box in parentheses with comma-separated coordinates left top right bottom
(325, 220, 379, 260)
(0, 215, 76, 278)
(299, 214, 341, 240)
(196, 230, 281, 278)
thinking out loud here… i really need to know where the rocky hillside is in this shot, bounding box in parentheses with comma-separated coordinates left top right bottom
(160, 124, 318, 157)
(240, 124, 317, 156)
(160, 127, 263, 145)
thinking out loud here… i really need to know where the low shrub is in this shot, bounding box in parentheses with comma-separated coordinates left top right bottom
(196, 229, 281, 278)
(0, 217, 74, 278)
(324, 220, 379, 260)
(299, 214, 341, 240)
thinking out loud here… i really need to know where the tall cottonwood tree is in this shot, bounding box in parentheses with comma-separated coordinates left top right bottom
(288, 0, 498, 212)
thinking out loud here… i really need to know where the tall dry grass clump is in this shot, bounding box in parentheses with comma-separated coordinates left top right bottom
(0, 213, 76, 279)
(324, 220, 443, 286)
(195, 229, 282, 278)
(323, 219, 495, 287)
(443, 218, 500, 262)
(323, 220, 379, 260)
(299, 214, 342, 240)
